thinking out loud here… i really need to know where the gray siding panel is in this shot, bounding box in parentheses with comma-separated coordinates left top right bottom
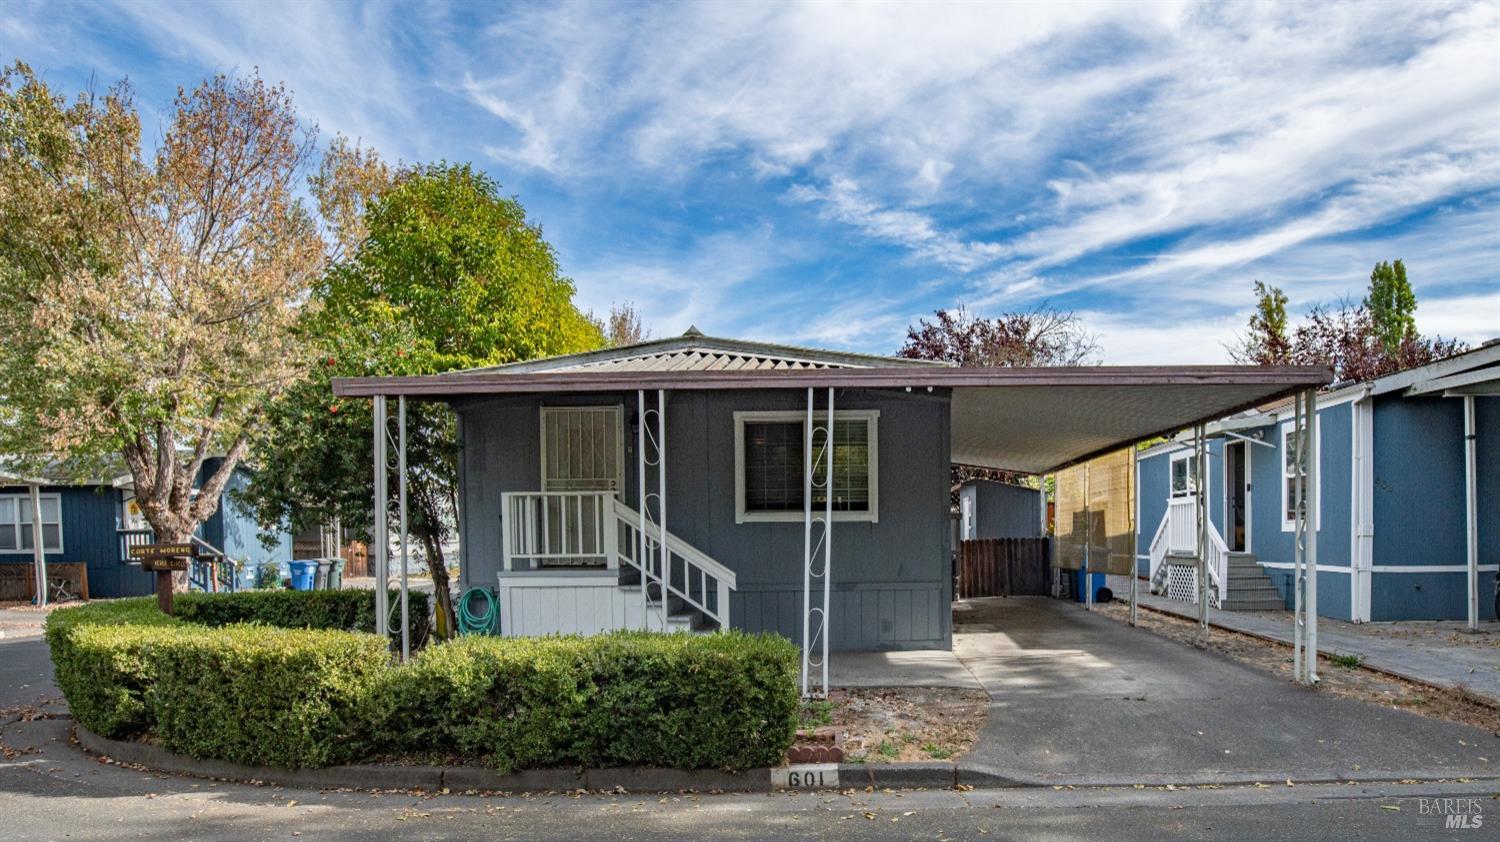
(455, 388, 952, 650)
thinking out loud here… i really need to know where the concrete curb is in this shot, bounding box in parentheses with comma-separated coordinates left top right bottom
(74, 724, 778, 793)
(72, 725, 1500, 795)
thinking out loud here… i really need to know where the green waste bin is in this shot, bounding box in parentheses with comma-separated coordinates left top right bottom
(328, 557, 346, 590)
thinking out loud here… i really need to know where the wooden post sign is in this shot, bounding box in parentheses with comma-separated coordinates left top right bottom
(128, 543, 197, 615)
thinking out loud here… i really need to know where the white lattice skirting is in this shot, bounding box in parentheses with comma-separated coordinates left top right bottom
(1162, 561, 1220, 608)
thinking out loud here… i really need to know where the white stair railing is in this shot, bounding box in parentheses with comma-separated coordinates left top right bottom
(1152, 496, 1228, 607)
(1147, 513, 1170, 592)
(613, 498, 735, 630)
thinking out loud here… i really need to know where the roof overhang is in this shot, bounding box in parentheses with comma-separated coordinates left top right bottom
(332, 365, 1331, 474)
(1404, 366, 1500, 398)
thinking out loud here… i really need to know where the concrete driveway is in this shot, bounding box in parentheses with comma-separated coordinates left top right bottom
(951, 597, 1499, 786)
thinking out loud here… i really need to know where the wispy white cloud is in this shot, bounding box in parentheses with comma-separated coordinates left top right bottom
(15, 0, 1497, 364)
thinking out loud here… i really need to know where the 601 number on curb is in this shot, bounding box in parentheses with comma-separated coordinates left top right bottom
(772, 764, 838, 789)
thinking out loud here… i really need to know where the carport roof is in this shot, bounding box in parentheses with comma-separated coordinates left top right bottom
(333, 364, 1331, 474)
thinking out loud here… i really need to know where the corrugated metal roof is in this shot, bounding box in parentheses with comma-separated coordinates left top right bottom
(458, 328, 949, 374)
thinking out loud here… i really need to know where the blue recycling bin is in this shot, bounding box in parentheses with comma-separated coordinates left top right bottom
(288, 560, 318, 591)
(1075, 569, 1107, 603)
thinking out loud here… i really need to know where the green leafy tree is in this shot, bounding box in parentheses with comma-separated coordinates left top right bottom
(0, 62, 321, 560)
(1232, 281, 1293, 365)
(1364, 259, 1417, 356)
(243, 162, 603, 635)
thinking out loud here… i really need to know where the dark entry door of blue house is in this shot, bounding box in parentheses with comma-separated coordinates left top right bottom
(1225, 441, 1248, 552)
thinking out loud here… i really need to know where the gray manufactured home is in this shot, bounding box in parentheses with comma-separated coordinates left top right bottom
(333, 329, 1329, 689)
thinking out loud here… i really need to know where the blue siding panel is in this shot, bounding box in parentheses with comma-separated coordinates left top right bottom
(0, 484, 155, 598)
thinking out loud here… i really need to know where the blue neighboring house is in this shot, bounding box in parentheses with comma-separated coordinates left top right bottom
(1136, 340, 1500, 622)
(0, 457, 292, 599)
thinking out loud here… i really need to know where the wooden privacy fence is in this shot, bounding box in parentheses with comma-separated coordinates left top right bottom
(0, 562, 90, 603)
(957, 538, 1050, 599)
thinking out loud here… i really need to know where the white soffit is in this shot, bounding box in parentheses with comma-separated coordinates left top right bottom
(950, 382, 1303, 474)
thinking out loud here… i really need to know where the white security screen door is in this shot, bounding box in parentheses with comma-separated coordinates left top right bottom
(540, 406, 625, 493)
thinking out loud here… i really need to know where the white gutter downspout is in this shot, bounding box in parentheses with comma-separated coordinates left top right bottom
(1350, 387, 1373, 624)
(1464, 395, 1479, 632)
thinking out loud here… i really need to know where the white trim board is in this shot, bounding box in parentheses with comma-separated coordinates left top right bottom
(1256, 561, 1351, 574)
(1369, 564, 1500, 574)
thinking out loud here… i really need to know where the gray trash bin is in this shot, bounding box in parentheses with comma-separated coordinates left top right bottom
(328, 557, 345, 590)
(314, 559, 332, 590)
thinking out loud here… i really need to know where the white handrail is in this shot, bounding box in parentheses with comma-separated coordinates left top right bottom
(1153, 497, 1229, 607)
(612, 497, 734, 628)
(1147, 511, 1170, 590)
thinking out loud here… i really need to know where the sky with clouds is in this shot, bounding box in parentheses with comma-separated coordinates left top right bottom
(8, 0, 1499, 361)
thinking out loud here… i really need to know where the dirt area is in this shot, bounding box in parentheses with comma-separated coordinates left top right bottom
(1095, 601, 1500, 735)
(0, 601, 70, 612)
(804, 687, 989, 764)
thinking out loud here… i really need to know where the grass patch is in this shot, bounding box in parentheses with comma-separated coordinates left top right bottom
(1329, 653, 1363, 668)
(799, 699, 833, 729)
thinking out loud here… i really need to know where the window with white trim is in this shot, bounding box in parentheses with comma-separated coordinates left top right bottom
(734, 410, 878, 523)
(0, 494, 63, 553)
(1281, 423, 1320, 530)
(1169, 451, 1200, 498)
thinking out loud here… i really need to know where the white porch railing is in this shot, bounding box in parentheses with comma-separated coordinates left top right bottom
(501, 491, 617, 569)
(1150, 495, 1227, 608)
(498, 491, 736, 629)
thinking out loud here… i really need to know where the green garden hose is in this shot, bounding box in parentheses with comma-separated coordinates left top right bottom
(458, 587, 497, 635)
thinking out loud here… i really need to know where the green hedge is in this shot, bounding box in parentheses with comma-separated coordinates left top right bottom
(46, 594, 799, 772)
(367, 632, 800, 772)
(175, 589, 431, 641)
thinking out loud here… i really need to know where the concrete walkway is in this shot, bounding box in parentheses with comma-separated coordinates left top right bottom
(1111, 576, 1500, 704)
(948, 596, 1498, 786)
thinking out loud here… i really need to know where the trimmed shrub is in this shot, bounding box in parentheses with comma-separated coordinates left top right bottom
(368, 632, 800, 772)
(175, 588, 431, 640)
(47, 595, 800, 772)
(149, 626, 388, 768)
(45, 600, 180, 738)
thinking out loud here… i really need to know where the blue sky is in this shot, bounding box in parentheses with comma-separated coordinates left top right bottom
(7, 0, 1499, 362)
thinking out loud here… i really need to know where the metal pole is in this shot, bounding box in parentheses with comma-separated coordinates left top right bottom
(1195, 423, 1208, 643)
(1464, 395, 1479, 632)
(373, 395, 388, 638)
(801, 387, 813, 697)
(1292, 392, 1305, 682)
(1082, 460, 1091, 612)
(657, 389, 668, 630)
(637, 389, 649, 631)
(822, 386, 834, 697)
(1305, 387, 1319, 683)
(28, 484, 46, 607)
(1129, 448, 1138, 627)
(398, 395, 410, 661)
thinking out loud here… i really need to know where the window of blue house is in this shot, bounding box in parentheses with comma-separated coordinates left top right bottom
(0, 494, 63, 553)
(1169, 451, 1199, 498)
(1280, 422, 1320, 530)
